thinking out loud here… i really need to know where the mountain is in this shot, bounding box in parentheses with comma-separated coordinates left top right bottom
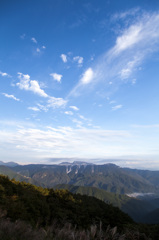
(60, 160, 95, 165)
(12, 163, 158, 194)
(2, 174, 157, 240)
(0, 160, 19, 167)
(145, 208, 159, 224)
(0, 165, 40, 186)
(124, 168, 159, 188)
(54, 184, 159, 223)
(1, 162, 159, 225)
(0, 175, 133, 229)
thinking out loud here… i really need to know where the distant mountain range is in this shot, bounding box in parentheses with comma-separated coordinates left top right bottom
(0, 161, 19, 167)
(1, 160, 159, 223)
(1, 161, 159, 194)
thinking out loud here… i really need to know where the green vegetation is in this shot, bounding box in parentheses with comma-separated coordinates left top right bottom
(12, 164, 158, 194)
(1, 163, 159, 224)
(0, 175, 133, 229)
(1, 175, 159, 239)
(54, 184, 157, 223)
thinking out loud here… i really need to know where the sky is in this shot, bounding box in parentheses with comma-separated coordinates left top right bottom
(0, 0, 159, 169)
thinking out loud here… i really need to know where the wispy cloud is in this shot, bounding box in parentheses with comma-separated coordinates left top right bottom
(28, 98, 67, 112)
(112, 105, 122, 111)
(79, 114, 88, 121)
(2, 93, 20, 101)
(1, 122, 159, 167)
(36, 48, 41, 53)
(65, 111, 73, 115)
(16, 72, 48, 97)
(28, 106, 40, 112)
(60, 54, 67, 63)
(50, 73, 63, 83)
(119, 57, 140, 80)
(112, 7, 140, 21)
(80, 68, 94, 85)
(20, 33, 26, 39)
(69, 106, 79, 111)
(47, 96, 67, 109)
(31, 37, 37, 44)
(132, 124, 159, 129)
(72, 119, 83, 128)
(0, 71, 10, 77)
(69, 11, 159, 97)
(0, 125, 131, 161)
(68, 67, 94, 97)
(67, 67, 94, 99)
(37, 103, 48, 112)
(73, 56, 83, 67)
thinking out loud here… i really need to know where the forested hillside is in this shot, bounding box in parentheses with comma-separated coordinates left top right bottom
(1, 175, 159, 239)
(54, 184, 159, 223)
(8, 163, 159, 194)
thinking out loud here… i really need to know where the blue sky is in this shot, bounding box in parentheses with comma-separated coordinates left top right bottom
(1, 0, 159, 169)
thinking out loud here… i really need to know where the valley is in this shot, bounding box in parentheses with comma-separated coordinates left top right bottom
(0, 161, 159, 224)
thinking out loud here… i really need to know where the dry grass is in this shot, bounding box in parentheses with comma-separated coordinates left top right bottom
(0, 218, 150, 240)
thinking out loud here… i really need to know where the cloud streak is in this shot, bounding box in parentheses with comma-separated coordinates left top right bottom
(60, 54, 67, 63)
(0, 122, 159, 168)
(112, 105, 122, 111)
(31, 37, 37, 44)
(69, 68, 94, 96)
(0, 125, 132, 160)
(2, 93, 20, 101)
(69, 11, 159, 97)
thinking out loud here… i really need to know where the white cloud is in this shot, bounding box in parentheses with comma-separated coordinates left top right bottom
(1, 122, 159, 168)
(79, 115, 87, 120)
(119, 57, 140, 80)
(112, 7, 140, 21)
(132, 124, 159, 129)
(113, 25, 142, 55)
(0, 71, 10, 77)
(60, 54, 67, 63)
(50, 73, 63, 83)
(132, 78, 136, 85)
(47, 96, 67, 108)
(80, 68, 94, 85)
(16, 72, 48, 97)
(28, 107, 40, 112)
(0, 125, 132, 162)
(73, 56, 83, 67)
(110, 12, 159, 57)
(69, 106, 79, 111)
(72, 119, 83, 128)
(16, 73, 67, 110)
(65, 111, 73, 115)
(112, 105, 122, 111)
(77, 12, 159, 96)
(68, 67, 94, 97)
(109, 100, 116, 104)
(31, 37, 37, 44)
(37, 103, 48, 112)
(67, 12, 159, 99)
(36, 48, 41, 53)
(2, 93, 20, 101)
(42, 46, 46, 49)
